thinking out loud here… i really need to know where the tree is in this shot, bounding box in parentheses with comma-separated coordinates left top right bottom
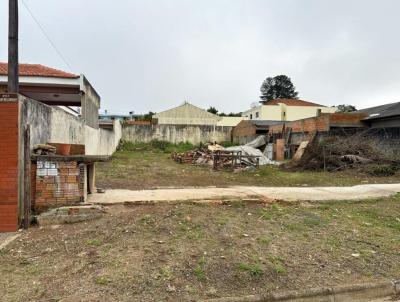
(336, 104, 357, 113)
(136, 111, 155, 121)
(207, 106, 218, 115)
(260, 75, 298, 102)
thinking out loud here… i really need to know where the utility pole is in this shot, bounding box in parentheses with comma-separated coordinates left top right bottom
(8, 0, 19, 93)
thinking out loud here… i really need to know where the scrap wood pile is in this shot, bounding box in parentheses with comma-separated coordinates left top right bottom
(284, 134, 400, 174)
(172, 138, 278, 170)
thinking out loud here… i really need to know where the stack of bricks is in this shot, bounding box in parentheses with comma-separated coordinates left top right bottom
(35, 160, 83, 211)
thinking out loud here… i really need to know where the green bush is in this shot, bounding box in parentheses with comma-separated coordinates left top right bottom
(368, 164, 398, 176)
(117, 140, 194, 153)
(150, 139, 171, 151)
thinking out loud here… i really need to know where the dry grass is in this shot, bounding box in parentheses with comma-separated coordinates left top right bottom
(1, 195, 399, 301)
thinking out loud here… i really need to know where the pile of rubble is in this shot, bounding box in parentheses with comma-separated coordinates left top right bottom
(172, 138, 278, 171)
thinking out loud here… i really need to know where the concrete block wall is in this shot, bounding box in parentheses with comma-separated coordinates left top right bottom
(0, 101, 19, 232)
(269, 115, 330, 134)
(34, 160, 82, 211)
(122, 124, 233, 145)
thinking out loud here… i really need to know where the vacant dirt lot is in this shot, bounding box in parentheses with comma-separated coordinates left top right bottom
(96, 147, 400, 190)
(1, 195, 399, 301)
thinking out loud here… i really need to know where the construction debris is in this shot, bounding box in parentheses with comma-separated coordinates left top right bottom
(284, 134, 399, 172)
(33, 144, 56, 155)
(172, 139, 278, 171)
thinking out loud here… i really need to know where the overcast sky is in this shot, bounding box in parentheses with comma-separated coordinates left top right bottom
(1, 0, 400, 114)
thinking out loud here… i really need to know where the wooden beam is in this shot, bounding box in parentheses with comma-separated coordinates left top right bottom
(8, 0, 19, 93)
(23, 125, 31, 228)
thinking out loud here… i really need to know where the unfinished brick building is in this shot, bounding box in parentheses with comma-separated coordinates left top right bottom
(0, 63, 121, 232)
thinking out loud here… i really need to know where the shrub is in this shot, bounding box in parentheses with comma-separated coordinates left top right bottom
(368, 164, 398, 176)
(150, 139, 171, 151)
(238, 263, 263, 277)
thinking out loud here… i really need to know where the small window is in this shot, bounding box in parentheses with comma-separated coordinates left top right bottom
(255, 112, 259, 118)
(250, 114, 253, 119)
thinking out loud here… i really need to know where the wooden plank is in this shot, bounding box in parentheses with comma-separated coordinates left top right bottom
(23, 125, 31, 229)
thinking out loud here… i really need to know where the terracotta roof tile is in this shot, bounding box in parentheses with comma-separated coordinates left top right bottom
(0, 62, 78, 79)
(261, 98, 325, 107)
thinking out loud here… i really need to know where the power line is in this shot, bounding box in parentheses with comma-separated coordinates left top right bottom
(21, 0, 73, 71)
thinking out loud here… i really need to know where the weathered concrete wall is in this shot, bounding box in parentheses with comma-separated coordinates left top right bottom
(23, 97, 121, 155)
(122, 124, 232, 145)
(85, 121, 122, 155)
(80, 75, 100, 129)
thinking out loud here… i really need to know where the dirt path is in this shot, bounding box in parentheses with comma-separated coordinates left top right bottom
(89, 183, 400, 204)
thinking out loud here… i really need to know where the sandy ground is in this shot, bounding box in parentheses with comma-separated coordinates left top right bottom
(89, 183, 400, 204)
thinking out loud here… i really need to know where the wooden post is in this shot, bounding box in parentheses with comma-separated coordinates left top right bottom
(8, 0, 19, 93)
(23, 125, 30, 228)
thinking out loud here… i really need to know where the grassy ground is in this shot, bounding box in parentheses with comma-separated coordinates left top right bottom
(1, 195, 399, 301)
(96, 142, 400, 190)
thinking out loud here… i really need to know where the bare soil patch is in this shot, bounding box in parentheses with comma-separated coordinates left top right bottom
(1, 195, 399, 301)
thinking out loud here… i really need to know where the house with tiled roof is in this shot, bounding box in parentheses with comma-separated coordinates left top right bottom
(242, 98, 337, 122)
(0, 62, 100, 128)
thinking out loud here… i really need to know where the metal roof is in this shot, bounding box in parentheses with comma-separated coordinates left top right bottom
(356, 102, 400, 120)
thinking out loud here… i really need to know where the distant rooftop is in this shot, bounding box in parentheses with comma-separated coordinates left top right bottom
(0, 62, 78, 79)
(356, 102, 400, 120)
(261, 98, 325, 107)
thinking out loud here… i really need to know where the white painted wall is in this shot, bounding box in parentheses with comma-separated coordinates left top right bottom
(242, 104, 337, 121)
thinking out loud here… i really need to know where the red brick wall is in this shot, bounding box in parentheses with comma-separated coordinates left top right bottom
(269, 115, 330, 134)
(0, 102, 19, 232)
(35, 160, 82, 212)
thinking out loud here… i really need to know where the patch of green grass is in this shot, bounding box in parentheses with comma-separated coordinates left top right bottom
(303, 214, 323, 228)
(258, 208, 273, 220)
(238, 263, 263, 277)
(267, 254, 287, 274)
(140, 214, 154, 224)
(284, 222, 306, 232)
(216, 216, 228, 227)
(231, 200, 245, 209)
(194, 265, 206, 281)
(257, 237, 271, 246)
(118, 140, 195, 154)
(95, 275, 111, 285)
(194, 256, 207, 281)
(87, 239, 102, 246)
(26, 265, 42, 276)
(159, 266, 173, 280)
(179, 220, 204, 240)
(325, 236, 341, 248)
